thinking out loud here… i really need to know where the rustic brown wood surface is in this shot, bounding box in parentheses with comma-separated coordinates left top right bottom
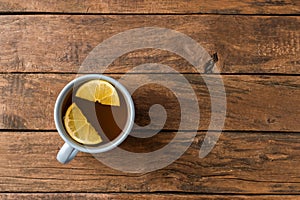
(0, 0, 299, 14)
(1, 131, 300, 193)
(2, 194, 300, 200)
(0, 0, 299, 199)
(1, 193, 300, 200)
(0, 15, 299, 74)
(0, 74, 299, 131)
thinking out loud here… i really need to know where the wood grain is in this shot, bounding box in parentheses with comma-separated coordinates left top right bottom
(1, 193, 300, 200)
(0, 74, 299, 131)
(0, 0, 299, 14)
(0, 15, 299, 74)
(1, 131, 300, 193)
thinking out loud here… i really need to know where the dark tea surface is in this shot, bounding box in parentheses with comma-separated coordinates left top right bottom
(62, 86, 128, 145)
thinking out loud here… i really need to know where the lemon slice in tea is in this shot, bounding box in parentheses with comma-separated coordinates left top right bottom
(64, 103, 102, 145)
(76, 80, 120, 106)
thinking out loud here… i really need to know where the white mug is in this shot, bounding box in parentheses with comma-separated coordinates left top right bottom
(54, 74, 135, 164)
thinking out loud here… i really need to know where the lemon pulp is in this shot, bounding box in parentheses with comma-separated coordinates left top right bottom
(76, 80, 120, 106)
(64, 103, 102, 145)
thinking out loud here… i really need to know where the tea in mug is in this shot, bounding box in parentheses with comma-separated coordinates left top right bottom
(61, 80, 128, 145)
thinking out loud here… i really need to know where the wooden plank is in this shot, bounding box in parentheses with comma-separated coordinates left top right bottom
(0, 74, 299, 131)
(0, 0, 299, 14)
(1, 131, 300, 193)
(0, 15, 299, 74)
(1, 193, 300, 200)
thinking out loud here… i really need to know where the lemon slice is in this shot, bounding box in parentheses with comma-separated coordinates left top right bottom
(64, 103, 102, 145)
(76, 80, 120, 106)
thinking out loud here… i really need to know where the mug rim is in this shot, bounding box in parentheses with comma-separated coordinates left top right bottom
(54, 74, 135, 154)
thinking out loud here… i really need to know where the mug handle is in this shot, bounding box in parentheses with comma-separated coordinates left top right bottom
(57, 143, 79, 164)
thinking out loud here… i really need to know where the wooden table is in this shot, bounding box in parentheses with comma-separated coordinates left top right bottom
(0, 1, 299, 199)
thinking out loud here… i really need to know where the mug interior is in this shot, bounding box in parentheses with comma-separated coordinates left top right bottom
(54, 74, 135, 154)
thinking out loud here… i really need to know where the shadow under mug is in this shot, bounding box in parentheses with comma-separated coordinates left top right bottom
(54, 74, 135, 164)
